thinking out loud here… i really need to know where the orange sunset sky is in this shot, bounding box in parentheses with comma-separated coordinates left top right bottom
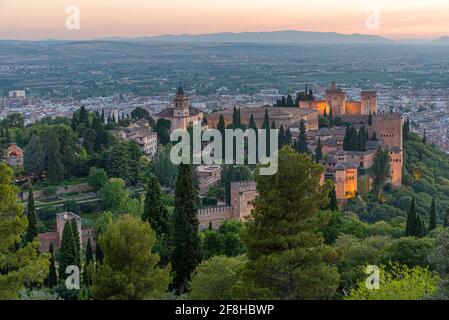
(0, 0, 448, 40)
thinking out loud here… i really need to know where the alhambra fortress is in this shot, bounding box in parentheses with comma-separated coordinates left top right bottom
(36, 82, 405, 250)
(192, 82, 404, 229)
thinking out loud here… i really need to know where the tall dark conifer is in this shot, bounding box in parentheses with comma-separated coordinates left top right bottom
(406, 197, 417, 237)
(45, 243, 58, 288)
(429, 198, 437, 231)
(25, 185, 38, 244)
(172, 164, 201, 294)
(143, 175, 169, 236)
(296, 120, 308, 154)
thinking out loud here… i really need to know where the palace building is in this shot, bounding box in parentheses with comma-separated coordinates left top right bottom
(299, 81, 377, 117)
(206, 106, 319, 131)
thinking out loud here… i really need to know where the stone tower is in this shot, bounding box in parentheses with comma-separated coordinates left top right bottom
(325, 81, 347, 115)
(371, 113, 404, 149)
(361, 91, 378, 115)
(389, 147, 403, 188)
(56, 212, 82, 245)
(231, 181, 257, 220)
(173, 85, 190, 118)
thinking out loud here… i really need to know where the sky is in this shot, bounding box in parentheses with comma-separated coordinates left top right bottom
(0, 0, 448, 40)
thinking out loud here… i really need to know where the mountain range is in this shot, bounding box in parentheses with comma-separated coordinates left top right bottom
(100, 30, 449, 45)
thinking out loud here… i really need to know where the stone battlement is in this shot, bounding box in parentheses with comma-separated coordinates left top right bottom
(373, 112, 403, 119)
(231, 181, 257, 192)
(198, 205, 234, 216)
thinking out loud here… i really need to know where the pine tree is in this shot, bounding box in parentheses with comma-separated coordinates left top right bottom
(429, 198, 437, 231)
(172, 164, 201, 294)
(45, 243, 58, 288)
(0, 163, 50, 299)
(315, 138, 323, 163)
(91, 215, 170, 300)
(406, 197, 417, 237)
(143, 175, 170, 236)
(25, 185, 38, 244)
(233, 146, 339, 299)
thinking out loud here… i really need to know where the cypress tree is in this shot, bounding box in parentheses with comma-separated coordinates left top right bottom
(58, 222, 79, 281)
(315, 138, 323, 163)
(95, 243, 104, 265)
(71, 220, 81, 266)
(279, 125, 286, 148)
(329, 107, 333, 118)
(84, 238, 93, 287)
(271, 120, 276, 130)
(429, 198, 437, 231)
(444, 208, 449, 228)
(142, 175, 169, 236)
(296, 119, 308, 154)
(416, 215, 425, 238)
(406, 197, 417, 237)
(323, 108, 327, 117)
(217, 115, 226, 161)
(79, 106, 89, 127)
(423, 130, 427, 144)
(368, 111, 373, 125)
(45, 242, 58, 288)
(249, 114, 258, 161)
(372, 131, 378, 141)
(86, 238, 93, 266)
(328, 187, 338, 211)
(262, 109, 270, 156)
(343, 126, 351, 150)
(285, 128, 292, 147)
(172, 164, 201, 294)
(25, 185, 38, 244)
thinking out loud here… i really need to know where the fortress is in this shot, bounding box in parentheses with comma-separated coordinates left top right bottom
(299, 81, 378, 116)
(198, 181, 257, 229)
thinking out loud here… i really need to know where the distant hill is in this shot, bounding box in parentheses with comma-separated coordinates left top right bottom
(103, 30, 395, 45)
(434, 36, 449, 44)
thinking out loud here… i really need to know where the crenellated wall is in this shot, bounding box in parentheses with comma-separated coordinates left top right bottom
(197, 181, 257, 229)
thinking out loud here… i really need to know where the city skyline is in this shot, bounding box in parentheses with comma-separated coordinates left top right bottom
(0, 0, 449, 40)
